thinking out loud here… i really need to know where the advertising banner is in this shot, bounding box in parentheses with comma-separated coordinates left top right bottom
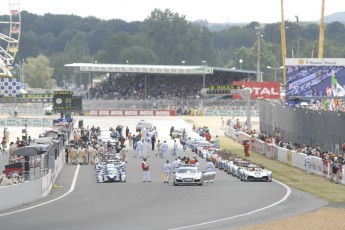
(232, 81, 280, 99)
(88, 110, 176, 116)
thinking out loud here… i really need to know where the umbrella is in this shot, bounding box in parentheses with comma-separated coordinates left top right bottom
(300, 102, 308, 106)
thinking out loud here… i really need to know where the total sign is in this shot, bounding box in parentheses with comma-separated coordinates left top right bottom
(232, 81, 280, 99)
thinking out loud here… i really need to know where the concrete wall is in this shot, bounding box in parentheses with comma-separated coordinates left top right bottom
(0, 148, 65, 212)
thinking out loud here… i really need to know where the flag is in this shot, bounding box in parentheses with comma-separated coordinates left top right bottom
(331, 70, 345, 96)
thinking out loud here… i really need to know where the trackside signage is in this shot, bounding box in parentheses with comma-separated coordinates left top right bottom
(233, 81, 280, 99)
(89, 110, 176, 116)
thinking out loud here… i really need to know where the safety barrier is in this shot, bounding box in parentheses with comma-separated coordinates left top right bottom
(0, 118, 52, 127)
(0, 107, 45, 116)
(225, 127, 345, 184)
(0, 120, 74, 212)
(0, 146, 65, 211)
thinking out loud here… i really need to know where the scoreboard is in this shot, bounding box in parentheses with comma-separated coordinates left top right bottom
(53, 91, 73, 111)
(206, 85, 242, 95)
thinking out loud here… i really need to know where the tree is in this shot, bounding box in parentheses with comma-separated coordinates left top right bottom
(23, 55, 56, 89)
(50, 32, 92, 87)
(96, 32, 132, 63)
(119, 46, 158, 64)
(145, 9, 190, 64)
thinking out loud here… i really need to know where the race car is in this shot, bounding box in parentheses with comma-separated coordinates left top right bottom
(171, 130, 183, 139)
(192, 140, 215, 153)
(173, 165, 203, 186)
(184, 137, 206, 150)
(136, 120, 152, 132)
(240, 165, 272, 182)
(96, 155, 126, 182)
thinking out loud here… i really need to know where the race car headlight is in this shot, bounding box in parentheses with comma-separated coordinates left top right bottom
(175, 176, 182, 180)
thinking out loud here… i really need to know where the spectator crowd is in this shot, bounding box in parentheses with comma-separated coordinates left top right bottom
(89, 73, 236, 100)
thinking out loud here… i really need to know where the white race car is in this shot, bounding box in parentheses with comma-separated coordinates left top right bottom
(240, 165, 272, 182)
(173, 166, 203, 186)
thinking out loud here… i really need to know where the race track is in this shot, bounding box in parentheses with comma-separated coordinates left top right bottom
(0, 117, 327, 230)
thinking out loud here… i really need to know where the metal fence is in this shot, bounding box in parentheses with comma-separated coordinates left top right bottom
(259, 100, 345, 153)
(83, 99, 257, 111)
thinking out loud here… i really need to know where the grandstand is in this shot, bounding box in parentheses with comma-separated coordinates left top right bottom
(65, 63, 257, 100)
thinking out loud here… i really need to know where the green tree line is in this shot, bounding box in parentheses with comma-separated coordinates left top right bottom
(1, 9, 345, 89)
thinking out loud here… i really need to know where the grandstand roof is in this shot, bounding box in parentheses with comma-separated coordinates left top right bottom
(65, 63, 258, 76)
(65, 63, 214, 75)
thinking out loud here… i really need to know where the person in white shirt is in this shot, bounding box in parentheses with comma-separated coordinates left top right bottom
(172, 158, 180, 173)
(163, 160, 172, 183)
(160, 141, 168, 159)
(304, 153, 312, 174)
(135, 140, 144, 158)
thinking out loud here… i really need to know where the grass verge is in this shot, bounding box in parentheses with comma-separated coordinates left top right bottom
(219, 136, 345, 203)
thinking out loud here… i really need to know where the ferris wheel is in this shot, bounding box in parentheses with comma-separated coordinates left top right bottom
(0, 0, 21, 77)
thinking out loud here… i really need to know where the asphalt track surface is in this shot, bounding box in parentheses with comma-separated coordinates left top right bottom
(0, 117, 327, 230)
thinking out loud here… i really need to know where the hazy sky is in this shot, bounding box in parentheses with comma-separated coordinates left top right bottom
(1, 0, 344, 23)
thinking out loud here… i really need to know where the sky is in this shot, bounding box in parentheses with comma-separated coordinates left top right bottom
(1, 0, 345, 23)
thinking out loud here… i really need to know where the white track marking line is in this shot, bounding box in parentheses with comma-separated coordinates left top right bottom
(168, 179, 291, 230)
(0, 164, 80, 217)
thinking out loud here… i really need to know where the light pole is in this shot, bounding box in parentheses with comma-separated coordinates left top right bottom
(267, 66, 284, 82)
(202, 60, 207, 88)
(255, 26, 263, 82)
(239, 59, 243, 70)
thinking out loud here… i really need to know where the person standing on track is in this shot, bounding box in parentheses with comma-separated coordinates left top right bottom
(163, 160, 172, 183)
(121, 146, 128, 163)
(156, 140, 161, 157)
(70, 146, 77, 165)
(127, 132, 133, 147)
(125, 126, 129, 140)
(172, 139, 178, 157)
(161, 140, 168, 158)
(144, 133, 151, 158)
(77, 146, 84, 165)
(172, 158, 180, 173)
(141, 157, 150, 182)
(83, 145, 89, 165)
(151, 134, 156, 151)
(135, 139, 143, 158)
(90, 146, 98, 165)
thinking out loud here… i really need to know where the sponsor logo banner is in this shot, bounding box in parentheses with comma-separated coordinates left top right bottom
(233, 81, 280, 99)
(89, 110, 175, 116)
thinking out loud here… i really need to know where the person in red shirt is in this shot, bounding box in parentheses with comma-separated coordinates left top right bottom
(141, 158, 150, 182)
(244, 140, 250, 157)
(205, 132, 212, 142)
